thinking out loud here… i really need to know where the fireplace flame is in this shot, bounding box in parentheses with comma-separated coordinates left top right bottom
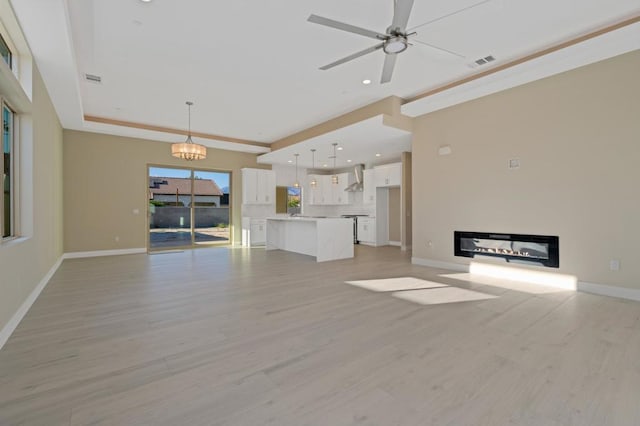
(473, 247, 531, 257)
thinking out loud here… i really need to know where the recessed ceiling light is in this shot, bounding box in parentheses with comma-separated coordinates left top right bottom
(347, 159, 352, 163)
(140, 0, 153, 2)
(337, 147, 343, 151)
(323, 164, 328, 167)
(362, 79, 371, 85)
(375, 153, 381, 157)
(287, 160, 293, 163)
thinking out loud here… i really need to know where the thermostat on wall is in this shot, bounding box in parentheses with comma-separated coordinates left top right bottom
(508, 158, 520, 169)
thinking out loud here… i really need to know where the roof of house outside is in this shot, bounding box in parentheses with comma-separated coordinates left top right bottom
(149, 177, 223, 196)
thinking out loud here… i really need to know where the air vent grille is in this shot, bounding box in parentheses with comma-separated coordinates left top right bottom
(84, 73, 102, 84)
(474, 55, 496, 66)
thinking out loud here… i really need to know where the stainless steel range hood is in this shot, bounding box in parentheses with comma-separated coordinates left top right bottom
(344, 165, 364, 192)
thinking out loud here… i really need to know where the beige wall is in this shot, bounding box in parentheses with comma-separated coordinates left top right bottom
(412, 51, 640, 289)
(388, 187, 401, 242)
(0, 66, 63, 332)
(63, 131, 266, 252)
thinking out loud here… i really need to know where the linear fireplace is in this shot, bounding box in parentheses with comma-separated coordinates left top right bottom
(454, 231, 559, 268)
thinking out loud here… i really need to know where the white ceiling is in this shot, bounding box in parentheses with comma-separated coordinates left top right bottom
(9, 0, 640, 152)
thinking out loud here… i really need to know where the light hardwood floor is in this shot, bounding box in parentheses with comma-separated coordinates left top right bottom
(1, 246, 639, 425)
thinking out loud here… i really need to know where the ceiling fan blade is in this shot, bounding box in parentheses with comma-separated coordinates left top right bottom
(380, 53, 397, 84)
(407, 0, 491, 32)
(413, 39, 466, 58)
(308, 14, 387, 40)
(320, 43, 385, 70)
(390, 0, 415, 33)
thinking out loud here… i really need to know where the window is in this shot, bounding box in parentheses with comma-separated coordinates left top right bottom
(0, 33, 11, 69)
(2, 102, 14, 238)
(287, 186, 301, 215)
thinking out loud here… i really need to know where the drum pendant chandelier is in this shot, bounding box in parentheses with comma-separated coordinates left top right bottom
(171, 101, 207, 161)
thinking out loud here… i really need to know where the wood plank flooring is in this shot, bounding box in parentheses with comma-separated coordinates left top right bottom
(1, 246, 639, 425)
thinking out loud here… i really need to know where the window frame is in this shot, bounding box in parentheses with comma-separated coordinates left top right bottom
(1, 98, 16, 241)
(0, 31, 12, 70)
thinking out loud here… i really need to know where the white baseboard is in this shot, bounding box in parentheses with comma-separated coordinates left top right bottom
(63, 248, 146, 259)
(578, 281, 640, 302)
(411, 257, 469, 272)
(0, 256, 63, 350)
(388, 241, 401, 247)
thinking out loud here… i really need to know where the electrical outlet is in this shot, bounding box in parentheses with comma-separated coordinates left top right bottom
(609, 260, 620, 271)
(115, 236, 120, 242)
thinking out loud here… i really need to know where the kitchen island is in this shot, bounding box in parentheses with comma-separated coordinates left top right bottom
(266, 217, 354, 262)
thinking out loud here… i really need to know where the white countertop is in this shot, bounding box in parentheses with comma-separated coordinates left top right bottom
(266, 216, 352, 222)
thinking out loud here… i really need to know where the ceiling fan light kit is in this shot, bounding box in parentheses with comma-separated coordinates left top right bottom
(383, 36, 408, 54)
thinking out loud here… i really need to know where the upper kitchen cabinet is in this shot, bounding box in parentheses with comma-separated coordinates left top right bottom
(242, 168, 275, 205)
(363, 169, 376, 204)
(308, 173, 353, 205)
(307, 174, 323, 205)
(374, 162, 402, 188)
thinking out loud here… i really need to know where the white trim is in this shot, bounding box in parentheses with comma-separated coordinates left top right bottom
(578, 281, 640, 302)
(0, 256, 63, 350)
(63, 248, 147, 259)
(388, 241, 401, 247)
(411, 257, 469, 272)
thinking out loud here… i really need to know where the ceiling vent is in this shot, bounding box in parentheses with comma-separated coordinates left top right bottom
(474, 55, 495, 66)
(468, 55, 496, 68)
(84, 73, 102, 84)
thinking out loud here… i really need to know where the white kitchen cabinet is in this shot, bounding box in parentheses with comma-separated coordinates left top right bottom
(242, 168, 275, 205)
(374, 163, 402, 187)
(259, 170, 276, 204)
(242, 217, 266, 246)
(321, 175, 333, 205)
(331, 172, 352, 205)
(363, 169, 376, 204)
(307, 175, 323, 205)
(307, 173, 352, 205)
(357, 217, 376, 245)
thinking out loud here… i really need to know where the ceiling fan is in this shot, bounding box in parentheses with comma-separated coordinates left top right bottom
(308, 0, 484, 84)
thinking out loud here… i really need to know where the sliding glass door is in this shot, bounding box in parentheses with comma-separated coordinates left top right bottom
(193, 170, 230, 245)
(148, 166, 231, 251)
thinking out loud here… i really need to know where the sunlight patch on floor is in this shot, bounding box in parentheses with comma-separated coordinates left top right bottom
(392, 287, 498, 305)
(468, 262, 577, 291)
(345, 277, 447, 292)
(439, 272, 574, 295)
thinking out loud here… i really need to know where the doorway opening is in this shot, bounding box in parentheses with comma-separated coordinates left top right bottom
(148, 165, 231, 251)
